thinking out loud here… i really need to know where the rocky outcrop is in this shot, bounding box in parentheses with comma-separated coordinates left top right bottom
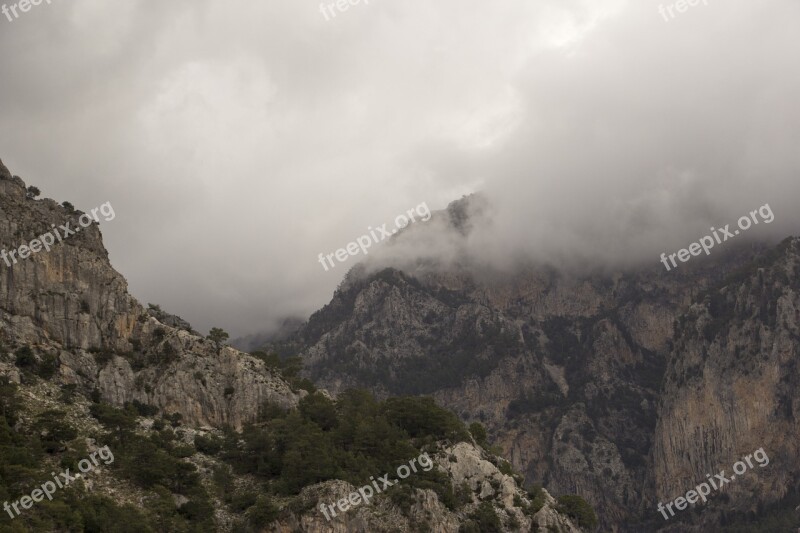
(652, 237, 800, 530)
(272, 441, 581, 533)
(280, 195, 794, 530)
(0, 159, 300, 429)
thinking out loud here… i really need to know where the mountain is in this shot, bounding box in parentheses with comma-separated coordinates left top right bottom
(273, 195, 800, 532)
(0, 158, 588, 532)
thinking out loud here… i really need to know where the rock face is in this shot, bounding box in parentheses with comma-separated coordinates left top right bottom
(272, 441, 581, 533)
(652, 237, 800, 530)
(280, 195, 799, 530)
(0, 159, 300, 429)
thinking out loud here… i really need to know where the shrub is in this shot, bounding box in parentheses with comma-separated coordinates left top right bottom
(247, 495, 279, 528)
(37, 353, 59, 379)
(14, 346, 36, 368)
(59, 384, 78, 404)
(93, 351, 114, 366)
(556, 494, 598, 530)
(195, 434, 223, 456)
(469, 422, 488, 447)
(128, 400, 159, 417)
(469, 501, 502, 533)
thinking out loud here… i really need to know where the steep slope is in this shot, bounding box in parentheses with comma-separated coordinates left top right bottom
(283, 195, 793, 530)
(651, 236, 800, 531)
(0, 158, 590, 532)
(0, 159, 300, 428)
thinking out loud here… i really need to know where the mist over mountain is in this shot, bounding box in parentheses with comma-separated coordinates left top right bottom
(2, 1, 799, 531)
(2, 0, 798, 337)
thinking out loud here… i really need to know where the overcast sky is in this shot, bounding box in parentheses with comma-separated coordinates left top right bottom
(1, 0, 798, 338)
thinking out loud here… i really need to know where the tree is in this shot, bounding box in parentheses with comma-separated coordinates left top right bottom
(26, 185, 41, 199)
(556, 494, 598, 530)
(207, 328, 229, 351)
(62, 201, 75, 212)
(469, 422, 488, 447)
(469, 501, 502, 532)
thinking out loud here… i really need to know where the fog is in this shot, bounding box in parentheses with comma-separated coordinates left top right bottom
(1, 0, 797, 337)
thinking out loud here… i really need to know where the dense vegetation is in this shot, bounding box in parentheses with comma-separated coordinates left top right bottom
(0, 365, 487, 532)
(2, 331, 602, 532)
(216, 391, 472, 511)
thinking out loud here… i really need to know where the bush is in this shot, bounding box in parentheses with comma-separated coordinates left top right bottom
(34, 410, 78, 453)
(195, 434, 223, 456)
(556, 494, 598, 530)
(382, 396, 471, 442)
(247, 495, 279, 528)
(14, 347, 59, 379)
(93, 350, 115, 366)
(128, 400, 159, 417)
(469, 422, 488, 447)
(36, 353, 59, 379)
(14, 346, 36, 368)
(469, 501, 502, 533)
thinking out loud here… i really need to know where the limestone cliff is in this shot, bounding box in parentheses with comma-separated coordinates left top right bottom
(282, 195, 798, 531)
(0, 158, 300, 429)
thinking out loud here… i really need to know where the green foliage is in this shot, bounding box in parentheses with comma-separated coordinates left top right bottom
(298, 392, 337, 431)
(36, 353, 59, 379)
(469, 501, 502, 532)
(246, 495, 280, 528)
(556, 494, 598, 530)
(207, 327, 229, 350)
(25, 186, 40, 199)
(527, 484, 546, 514)
(220, 388, 468, 506)
(59, 384, 78, 404)
(382, 396, 471, 443)
(13, 347, 59, 379)
(13, 346, 35, 368)
(92, 350, 114, 366)
(127, 400, 159, 417)
(498, 460, 514, 476)
(251, 351, 314, 392)
(34, 410, 77, 453)
(469, 422, 488, 447)
(85, 402, 215, 528)
(0, 385, 207, 532)
(194, 434, 223, 456)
